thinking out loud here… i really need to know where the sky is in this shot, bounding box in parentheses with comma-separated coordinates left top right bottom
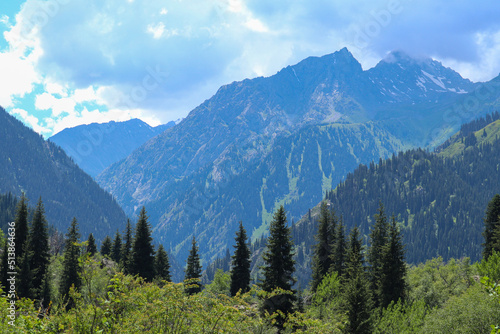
(1, 0, 500, 137)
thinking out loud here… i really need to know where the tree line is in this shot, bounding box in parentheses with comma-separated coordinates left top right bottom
(1, 191, 499, 332)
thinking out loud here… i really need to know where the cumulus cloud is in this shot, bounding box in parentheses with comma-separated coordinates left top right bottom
(2, 0, 500, 136)
(11, 108, 51, 134)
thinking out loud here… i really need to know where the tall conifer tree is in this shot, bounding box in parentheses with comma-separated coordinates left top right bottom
(111, 230, 122, 263)
(483, 194, 500, 259)
(185, 236, 203, 295)
(260, 206, 296, 328)
(28, 197, 50, 299)
(86, 233, 97, 256)
(17, 243, 34, 299)
(311, 202, 336, 292)
(131, 207, 155, 281)
(154, 244, 171, 282)
(100, 236, 112, 257)
(59, 218, 82, 307)
(379, 216, 407, 308)
(121, 219, 133, 274)
(230, 221, 251, 296)
(367, 202, 389, 307)
(0, 242, 8, 290)
(14, 193, 29, 264)
(343, 226, 372, 334)
(331, 217, 346, 277)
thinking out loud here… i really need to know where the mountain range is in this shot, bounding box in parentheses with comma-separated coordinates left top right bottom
(91, 48, 499, 264)
(49, 119, 176, 178)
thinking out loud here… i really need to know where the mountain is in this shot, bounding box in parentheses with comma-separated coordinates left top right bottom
(97, 48, 490, 264)
(0, 107, 127, 241)
(50, 119, 176, 178)
(264, 113, 500, 287)
(367, 51, 477, 104)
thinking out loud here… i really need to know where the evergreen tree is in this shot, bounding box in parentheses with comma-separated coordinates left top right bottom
(111, 230, 122, 263)
(185, 236, 203, 295)
(100, 236, 112, 257)
(367, 202, 390, 307)
(260, 205, 296, 328)
(311, 202, 336, 292)
(131, 207, 155, 282)
(343, 226, 373, 334)
(330, 217, 347, 277)
(59, 218, 82, 306)
(28, 197, 50, 299)
(379, 216, 407, 308)
(86, 233, 97, 256)
(154, 244, 171, 282)
(39, 272, 52, 309)
(483, 194, 500, 259)
(14, 193, 29, 264)
(17, 243, 34, 299)
(121, 219, 133, 274)
(230, 221, 251, 296)
(0, 242, 8, 290)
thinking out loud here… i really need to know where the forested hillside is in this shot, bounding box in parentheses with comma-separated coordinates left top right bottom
(0, 108, 128, 241)
(278, 114, 500, 288)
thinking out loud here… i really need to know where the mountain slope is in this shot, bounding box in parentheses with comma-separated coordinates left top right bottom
(50, 119, 175, 178)
(151, 121, 407, 262)
(272, 114, 500, 287)
(97, 48, 487, 264)
(0, 107, 127, 240)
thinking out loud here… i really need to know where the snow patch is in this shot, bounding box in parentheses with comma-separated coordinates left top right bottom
(292, 68, 300, 83)
(421, 70, 446, 90)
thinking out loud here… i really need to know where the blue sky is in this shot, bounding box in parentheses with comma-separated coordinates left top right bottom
(1, 0, 500, 137)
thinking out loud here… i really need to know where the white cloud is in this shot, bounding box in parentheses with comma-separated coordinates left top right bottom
(11, 108, 51, 134)
(0, 51, 39, 107)
(245, 18, 268, 33)
(0, 15, 10, 27)
(35, 92, 77, 117)
(147, 22, 166, 39)
(3, 0, 500, 137)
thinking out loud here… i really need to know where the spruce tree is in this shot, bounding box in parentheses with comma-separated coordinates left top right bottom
(185, 236, 203, 295)
(59, 218, 82, 306)
(230, 221, 251, 296)
(483, 194, 500, 259)
(131, 207, 155, 281)
(40, 272, 52, 309)
(121, 219, 133, 274)
(367, 202, 389, 307)
(379, 216, 407, 308)
(330, 217, 347, 277)
(111, 230, 122, 263)
(17, 244, 34, 299)
(28, 197, 50, 299)
(86, 233, 97, 256)
(343, 226, 373, 334)
(154, 244, 171, 282)
(260, 205, 296, 328)
(311, 202, 335, 292)
(14, 193, 29, 264)
(100, 236, 112, 257)
(0, 242, 8, 290)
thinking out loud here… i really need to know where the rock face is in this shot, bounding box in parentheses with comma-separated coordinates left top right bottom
(50, 119, 176, 178)
(0, 107, 127, 241)
(96, 48, 487, 263)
